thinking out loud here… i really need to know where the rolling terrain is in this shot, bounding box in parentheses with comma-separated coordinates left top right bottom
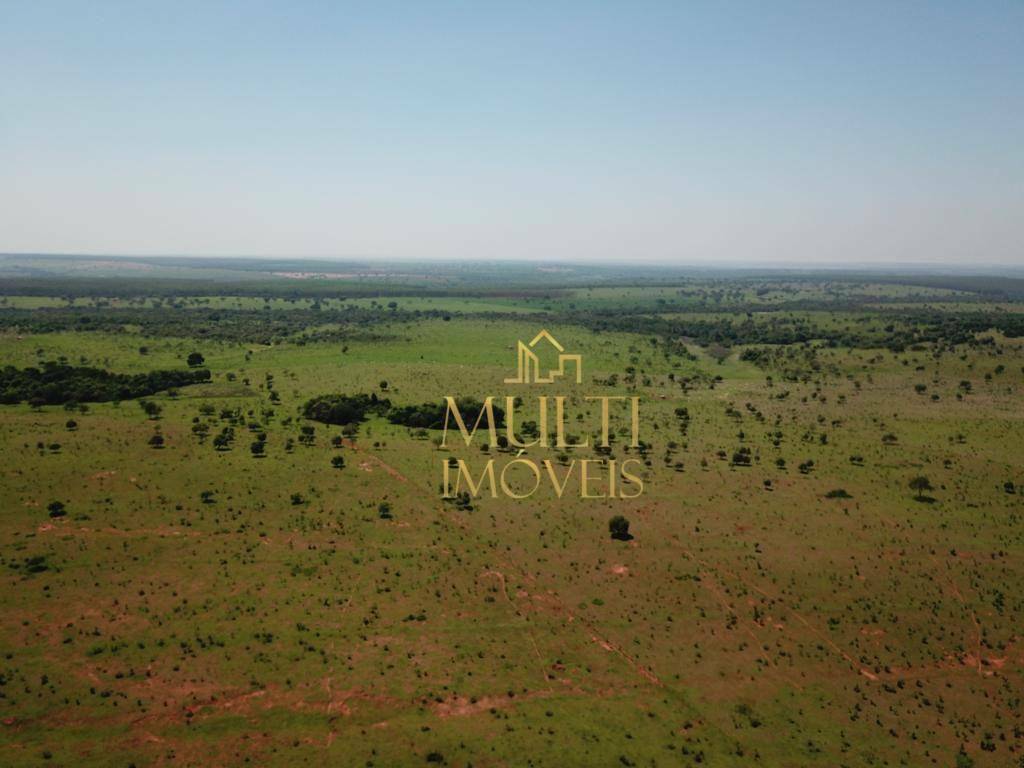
(0, 263, 1022, 767)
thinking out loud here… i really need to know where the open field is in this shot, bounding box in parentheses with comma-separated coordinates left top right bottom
(1, 263, 1022, 767)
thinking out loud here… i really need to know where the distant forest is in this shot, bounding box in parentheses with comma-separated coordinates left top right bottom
(1, 304, 1022, 352)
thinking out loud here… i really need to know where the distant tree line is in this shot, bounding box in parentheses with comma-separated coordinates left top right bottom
(0, 362, 211, 405)
(3, 296, 1024, 351)
(0, 276, 568, 300)
(4, 270, 1024, 299)
(0, 307, 448, 345)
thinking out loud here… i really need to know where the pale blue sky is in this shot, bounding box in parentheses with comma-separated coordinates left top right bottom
(2, 1, 1021, 264)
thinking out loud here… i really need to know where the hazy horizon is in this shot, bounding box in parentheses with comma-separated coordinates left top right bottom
(6, 252, 1024, 278)
(3, 2, 1022, 265)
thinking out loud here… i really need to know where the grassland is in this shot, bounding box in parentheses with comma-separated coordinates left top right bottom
(0, 266, 1022, 767)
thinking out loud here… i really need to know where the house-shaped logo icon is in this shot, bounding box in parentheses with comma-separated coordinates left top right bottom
(504, 329, 582, 384)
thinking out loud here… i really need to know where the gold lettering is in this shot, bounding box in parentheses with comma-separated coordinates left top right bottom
(579, 459, 603, 498)
(619, 459, 644, 498)
(451, 458, 497, 498)
(499, 458, 542, 499)
(630, 396, 640, 447)
(555, 396, 588, 449)
(442, 396, 498, 448)
(584, 396, 624, 447)
(505, 396, 544, 448)
(542, 459, 575, 498)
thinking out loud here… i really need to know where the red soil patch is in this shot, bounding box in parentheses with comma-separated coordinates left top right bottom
(432, 691, 549, 717)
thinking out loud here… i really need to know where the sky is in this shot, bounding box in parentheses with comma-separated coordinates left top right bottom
(1, 1, 1022, 265)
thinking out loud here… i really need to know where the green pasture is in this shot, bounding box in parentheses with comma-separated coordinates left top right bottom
(0, 299, 1021, 767)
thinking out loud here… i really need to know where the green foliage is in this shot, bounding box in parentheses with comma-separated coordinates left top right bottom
(302, 393, 390, 426)
(910, 475, 934, 499)
(609, 515, 631, 540)
(387, 398, 506, 430)
(0, 362, 210, 405)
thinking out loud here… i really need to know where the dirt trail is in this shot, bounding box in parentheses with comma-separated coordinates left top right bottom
(344, 439, 411, 483)
(478, 569, 553, 690)
(698, 569, 776, 670)
(492, 557, 663, 689)
(673, 538, 877, 681)
(929, 554, 985, 675)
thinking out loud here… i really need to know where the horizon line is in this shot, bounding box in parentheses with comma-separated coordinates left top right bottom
(2, 251, 1023, 274)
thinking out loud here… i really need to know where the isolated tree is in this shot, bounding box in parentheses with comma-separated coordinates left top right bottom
(955, 746, 975, 768)
(47, 501, 66, 518)
(139, 400, 162, 420)
(65, 419, 77, 431)
(378, 501, 393, 519)
(187, 352, 205, 367)
(608, 515, 631, 541)
(148, 433, 165, 448)
(250, 440, 266, 457)
(331, 455, 345, 469)
(909, 475, 934, 501)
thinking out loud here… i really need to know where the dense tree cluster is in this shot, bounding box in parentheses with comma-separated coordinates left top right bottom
(302, 393, 391, 425)
(0, 362, 210, 405)
(387, 398, 506, 429)
(302, 393, 506, 431)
